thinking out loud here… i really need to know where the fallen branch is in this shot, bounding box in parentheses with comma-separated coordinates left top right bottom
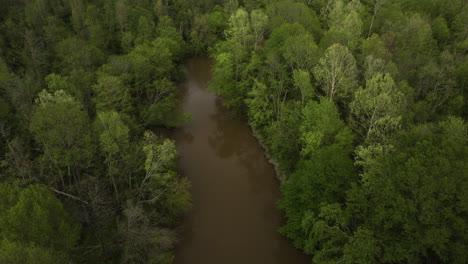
(49, 187, 89, 205)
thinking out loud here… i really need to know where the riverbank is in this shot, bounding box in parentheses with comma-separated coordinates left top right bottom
(248, 123, 287, 183)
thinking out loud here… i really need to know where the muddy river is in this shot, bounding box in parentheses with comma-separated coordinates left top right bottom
(173, 57, 308, 264)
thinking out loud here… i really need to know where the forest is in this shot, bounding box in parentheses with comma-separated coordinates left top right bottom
(0, 0, 467, 263)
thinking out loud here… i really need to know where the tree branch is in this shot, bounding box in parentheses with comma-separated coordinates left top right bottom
(49, 187, 89, 205)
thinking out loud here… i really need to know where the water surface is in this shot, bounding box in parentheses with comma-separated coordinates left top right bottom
(173, 57, 308, 264)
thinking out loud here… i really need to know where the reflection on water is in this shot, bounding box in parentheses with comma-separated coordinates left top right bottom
(173, 57, 308, 264)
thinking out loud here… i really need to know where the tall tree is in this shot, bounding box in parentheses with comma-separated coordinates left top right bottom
(92, 74, 132, 114)
(30, 90, 94, 187)
(0, 184, 80, 252)
(95, 111, 130, 203)
(349, 73, 405, 142)
(313, 43, 358, 101)
(250, 9, 268, 51)
(293, 69, 314, 106)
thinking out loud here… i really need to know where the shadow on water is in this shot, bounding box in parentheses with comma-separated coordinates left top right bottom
(173, 57, 309, 264)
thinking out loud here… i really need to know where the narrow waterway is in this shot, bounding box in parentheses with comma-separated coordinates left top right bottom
(173, 57, 308, 264)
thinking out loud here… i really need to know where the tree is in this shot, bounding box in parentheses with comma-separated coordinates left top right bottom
(351, 117, 468, 263)
(321, 0, 363, 50)
(95, 111, 129, 202)
(84, 4, 111, 50)
(279, 145, 356, 251)
(416, 50, 459, 116)
(246, 80, 275, 134)
(45, 73, 83, 102)
(156, 16, 185, 60)
(140, 78, 183, 127)
(393, 13, 438, 85)
(266, 0, 322, 41)
(119, 200, 177, 264)
(92, 74, 132, 114)
(266, 101, 303, 172)
(135, 15, 155, 44)
(360, 34, 391, 63)
(300, 98, 354, 158)
(115, 0, 129, 33)
(293, 71, 314, 107)
(210, 50, 248, 111)
(69, 0, 85, 36)
(250, 9, 268, 51)
(30, 90, 94, 187)
(342, 228, 379, 263)
(359, 34, 394, 80)
(349, 73, 405, 142)
(21, 29, 49, 80)
(304, 203, 349, 262)
(127, 38, 174, 102)
(0, 184, 80, 252)
(313, 43, 358, 101)
(283, 33, 320, 71)
(363, 55, 386, 80)
(367, 0, 388, 37)
(225, 8, 252, 49)
(432, 16, 450, 46)
(140, 132, 191, 225)
(0, 239, 74, 264)
(189, 8, 228, 54)
(55, 37, 105, 73)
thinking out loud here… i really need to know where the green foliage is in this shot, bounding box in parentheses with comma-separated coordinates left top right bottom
(301, 98, 354, 157)
(267, 0, 322, 40)
(127, 39, 174, 88)
(189, 7, 228, 54)
(246, 81, 275, 133)
(135, 15, 155, 44)
(279, 145, 355, 250)
(156, 16, 186, 60)
(45, 73, 83, 102)
(0, 239, 73, 264)
(119, 200, 177, 264)
(0, 98, 10, 120)
(95, 111, 129, 158)
(0, 184, 80, 252)
(209, 2, 467, 264)
(359, 34, 392, 65)
(30, 90, 94, 176)
(353, 117, 468, 263)
(313, 43, 358, 101)
(342, 228, 379, 263)
(140, 132, 191, 224)
(140, 78, 185, 127)
(293, 69, 314, 105)
(349, 73, 406, 143)
(283, 32, 320, 71)
(224, 8, 268, 52)
(432, 16, 450, 46)
(210, 50, 248, 111)
(226, 8, 252, 48)
(1, 0, 467, 263)
(84, 4, 111, 50)
(55, 37, 105, 73)
(0, 0, 193, 262)
(93, 74, 132, 114)
(266, 101, 302, 172)
(320, 0, 363, 50)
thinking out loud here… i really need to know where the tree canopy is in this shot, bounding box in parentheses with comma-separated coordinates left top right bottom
(0, 0, 466, 263)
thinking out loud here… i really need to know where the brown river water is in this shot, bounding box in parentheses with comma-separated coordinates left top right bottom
(173, 57, 309, 264)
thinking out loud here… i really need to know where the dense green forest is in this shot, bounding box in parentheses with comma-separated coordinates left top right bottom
(0, 0, 467, 263)
(208, 0, 468, 263)
(0, 0, 194, 262)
